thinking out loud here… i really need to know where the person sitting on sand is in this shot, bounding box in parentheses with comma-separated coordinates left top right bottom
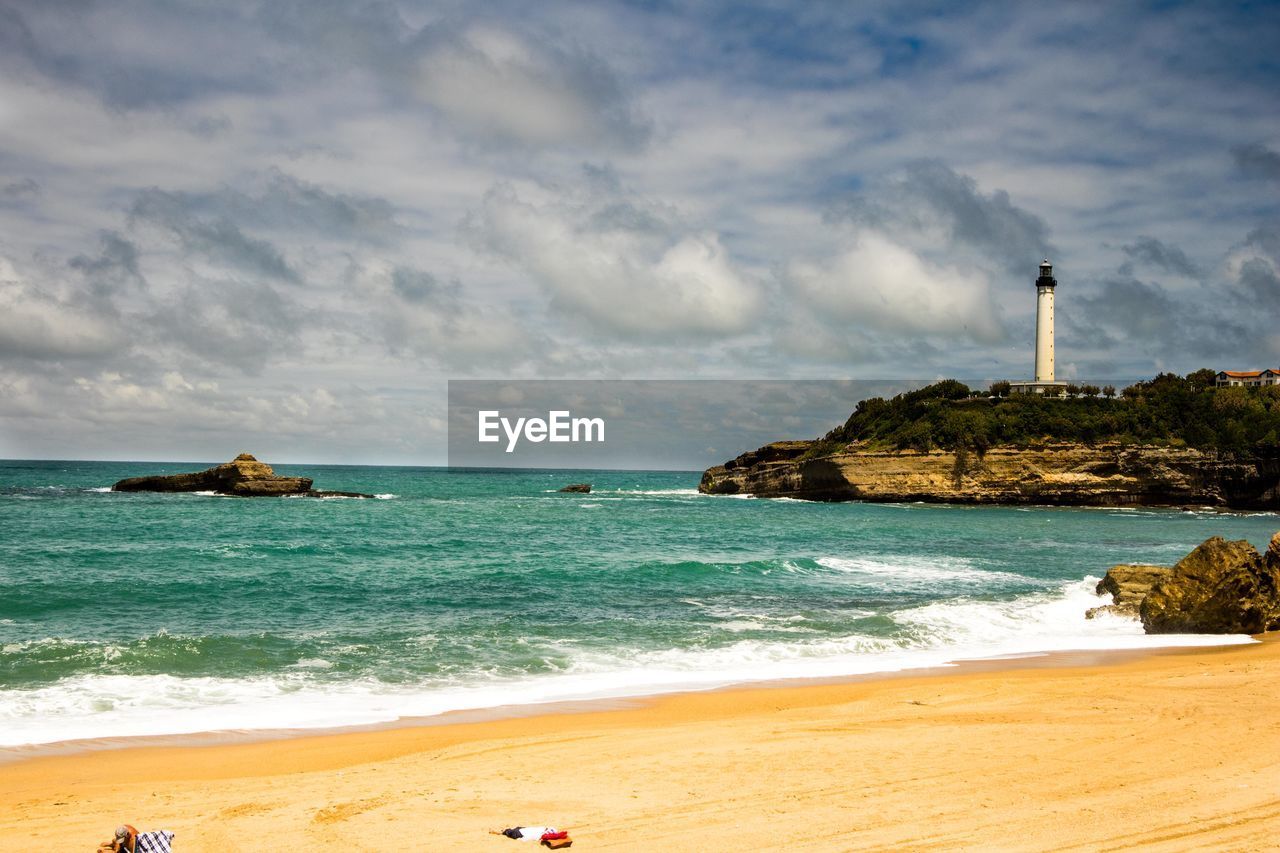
(97, 824, 137, 853)
(98, 824, 176, 853)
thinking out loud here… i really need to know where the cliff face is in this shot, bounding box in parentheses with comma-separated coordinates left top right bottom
(699, 441, 1280, 509)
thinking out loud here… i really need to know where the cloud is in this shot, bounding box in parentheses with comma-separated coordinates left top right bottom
(253, 0, 409, 73)
(1226, 226, 1280, 305)
(785, 230, 1005, 344)
(69, 231, 146, 300)
(147, 276, 302, 373)
(1074, 276, 1188, 345)
(0, 255, 125, 359)
(829, 160, 1053, 275)
(1231, 143, 1280, 180)
(767, 162, 1048, 364)
(51, 364, 435, 464)
(257, 2, 650, 151)
(407, 23, 650, 150)
(130, 189, 302, 284)
(1, 177, 39, 198)
(1067, 226, 1280, 369)
(1120, 236, 1200, 278)
(349, 259, 540, 368)
(0, 2, 273, 109)
(218, 169, 399, 242)
(465, 178, 761, 339)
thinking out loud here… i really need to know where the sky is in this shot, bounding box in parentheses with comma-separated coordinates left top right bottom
(0, 0, 1277, 464)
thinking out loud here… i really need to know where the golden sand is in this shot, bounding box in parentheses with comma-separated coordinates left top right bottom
(4, 638, 1279, 851)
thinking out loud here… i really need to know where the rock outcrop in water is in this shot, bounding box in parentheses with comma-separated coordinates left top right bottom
(1089, 533, 1280, 634)
(699, 441, 1280, 509)
(1140, 534, 1280, 634)
(112, 453, 373, 498)
(1086, 564, 1172, 619)
(558, 483, 592, 493)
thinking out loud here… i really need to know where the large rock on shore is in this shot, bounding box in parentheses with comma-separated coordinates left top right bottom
(1086, 564, 1172, 619)
(1140, 534, 1280, 634)
(113, 453, 315, 497)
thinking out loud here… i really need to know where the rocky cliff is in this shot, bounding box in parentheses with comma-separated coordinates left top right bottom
(699, 441, 1280, 508)
(112, 453, 372, 498)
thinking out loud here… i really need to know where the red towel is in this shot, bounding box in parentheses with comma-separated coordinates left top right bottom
(541, 831, 569, 841)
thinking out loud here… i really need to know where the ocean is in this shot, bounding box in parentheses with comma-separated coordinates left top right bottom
(2, 459, 1275, 750)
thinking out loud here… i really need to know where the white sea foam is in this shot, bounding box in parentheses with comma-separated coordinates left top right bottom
(0, 578, 1254, 748)
(815, 555, 1035, 587)
(86, 487, 113, 493)
(374, 494, 397, 500)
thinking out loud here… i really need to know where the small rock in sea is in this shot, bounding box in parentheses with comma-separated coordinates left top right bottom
(559, 483, 592, 493)
(111, 453, 373, 498)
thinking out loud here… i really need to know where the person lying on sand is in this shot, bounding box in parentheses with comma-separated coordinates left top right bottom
(492, 825, 558, 840)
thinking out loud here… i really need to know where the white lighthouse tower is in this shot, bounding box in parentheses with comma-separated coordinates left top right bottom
(1034, 259, 1056, 382)
(1010, 259, 1068, 395)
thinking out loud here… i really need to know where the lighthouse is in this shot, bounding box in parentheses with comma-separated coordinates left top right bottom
(1009, 260, 1068, 395)
(1034, 259, 1056, 382)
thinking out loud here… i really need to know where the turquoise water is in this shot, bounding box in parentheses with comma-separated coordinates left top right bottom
(2, 459, 1276, 747)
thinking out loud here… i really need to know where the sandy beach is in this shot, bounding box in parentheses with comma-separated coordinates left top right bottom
(4, 637, 1279, 852)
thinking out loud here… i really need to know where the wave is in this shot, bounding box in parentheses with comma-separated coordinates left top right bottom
(815, 555, 1037, 587)
(0, 579, 1253, 748)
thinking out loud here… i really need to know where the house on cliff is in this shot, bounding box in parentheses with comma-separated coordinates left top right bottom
(1216, 369, 1280, 387)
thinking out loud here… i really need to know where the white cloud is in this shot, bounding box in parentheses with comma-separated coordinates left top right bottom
(786, 231, 1004, 343)
(466, 181, 762, 339)
(410, 24, 648, 150)
(349, 259, 539, 367)
(0, 255, 124, 359)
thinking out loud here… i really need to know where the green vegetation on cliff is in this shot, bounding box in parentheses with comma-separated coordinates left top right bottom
(822, 372, 1280, 456)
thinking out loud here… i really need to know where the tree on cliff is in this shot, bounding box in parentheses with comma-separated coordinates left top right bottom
(827, 370, 1280, 455)
(1186, 368, 1218, 391)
